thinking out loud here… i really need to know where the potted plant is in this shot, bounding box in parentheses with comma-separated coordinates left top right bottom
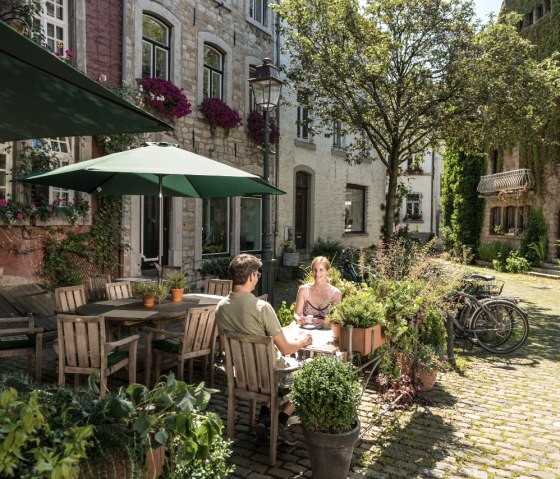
(139, 76, 192, 120)
(198, 97, 242, 134)
(291, 355, 360, 479)
(330, 289, 385, 355)
(282, 242, 299, 266)
(167, 272, 188, 301)
(414, 344, 443, 391)
(132, 281, 168, 307)
(276, 301, 295, 327)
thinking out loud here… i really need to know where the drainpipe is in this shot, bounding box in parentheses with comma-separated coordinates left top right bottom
(430, 149, 435, 237)
(273, 10, 281, 259)
(120, 0, 128, 277)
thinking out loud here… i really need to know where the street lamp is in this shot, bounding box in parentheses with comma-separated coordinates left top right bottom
(249, 58, 284, 304)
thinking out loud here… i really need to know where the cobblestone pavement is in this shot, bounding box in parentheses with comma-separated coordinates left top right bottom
(2, 270, 559, 479)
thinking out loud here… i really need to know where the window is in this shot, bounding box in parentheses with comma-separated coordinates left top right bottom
(203, 45, 224, 99)
(505, 206, 516, 232)
(202, 198, 230, 255)
(297, 91, 310, 140)
(405, 193, 422, 220)
(249, 0, 268, 27)
(36, 0, 67, 55)
(517, 206, 529, 232)
(345, 185, 365, 233)
(240, 197, 261, 252)
(490, 207, 502, 234)
(0, 144, 9, 199)
(32, 138, 74, 205)
(249, 65, 257, 112)
(491, 150, 499, 174)
(142, 14, 170, 79)
(333, 121, 345, 149)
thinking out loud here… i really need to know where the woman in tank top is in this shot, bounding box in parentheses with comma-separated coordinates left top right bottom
(294, 256, 342, 328)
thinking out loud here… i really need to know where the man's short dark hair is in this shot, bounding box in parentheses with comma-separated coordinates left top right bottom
(229, 254, 262, 285)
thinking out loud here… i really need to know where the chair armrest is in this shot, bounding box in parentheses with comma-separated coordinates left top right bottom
(106, 334, 140, 352)
(0, 327, 43, 336)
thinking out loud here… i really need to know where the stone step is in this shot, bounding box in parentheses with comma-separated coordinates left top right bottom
(527, 270, 560, 280)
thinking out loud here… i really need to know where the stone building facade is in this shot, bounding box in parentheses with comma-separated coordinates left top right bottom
(478, 0, 560, 260)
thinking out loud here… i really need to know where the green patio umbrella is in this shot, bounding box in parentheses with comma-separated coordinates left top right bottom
(0, 22, 172, 142)
(18, 142, 285, 268)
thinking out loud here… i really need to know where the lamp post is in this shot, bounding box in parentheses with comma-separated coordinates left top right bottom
(249, 58, 284, 303)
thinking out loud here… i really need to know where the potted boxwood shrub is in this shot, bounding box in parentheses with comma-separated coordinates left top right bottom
(329, 289, 385, 355)
(292, 355, 360, 479)
(167, 272, 188, 301)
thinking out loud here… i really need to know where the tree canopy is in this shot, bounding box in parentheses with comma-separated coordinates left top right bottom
(273, 0, 560, 242)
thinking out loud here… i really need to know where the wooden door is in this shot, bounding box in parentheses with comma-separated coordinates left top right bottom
(295, 172, 309, 250)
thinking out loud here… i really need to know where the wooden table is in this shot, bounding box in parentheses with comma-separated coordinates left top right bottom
(284, 322, 340, 358)
(182, 293, 225, 304)
(77, 298, 208, 330)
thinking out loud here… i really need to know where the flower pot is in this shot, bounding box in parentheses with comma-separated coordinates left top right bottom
(330, 323, 340, 343)
(283, 251, 300, 266)
(170, 288, 184, 302)
(396, 352, 413, 376)
(143, 295, 155, 308)
(417, 367, 438, 391)
(339, 325, 384, 356)
(145, 445, 165, 479)
(303, 420, 360, 479)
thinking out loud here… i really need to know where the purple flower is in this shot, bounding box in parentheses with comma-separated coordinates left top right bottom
(247, 110, 280, 145)
(198, 98, 242, 130)
(140, 76, 192, 120)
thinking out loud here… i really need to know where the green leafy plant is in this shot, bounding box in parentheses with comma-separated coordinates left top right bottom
(520, 208, 548, 262)
(310, 237, 344, 262)
(276, 301, 295, 327)
(505, 251, 531, 274)
(0, 387, 94, 479)
(167, 272, 188, 290)
(199, 257, 231, 279)
(132, 280, 169, 302)
(282, 241, 295, 253)
(477, 241, 512, 263)
(528, 236, 548, 262)
(292, 355, 359, 434)
(414, 344, 445, 373)
(329, 289, 385, 328)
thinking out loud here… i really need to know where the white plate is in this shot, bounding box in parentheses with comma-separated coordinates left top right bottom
(302, 324, 316, 330)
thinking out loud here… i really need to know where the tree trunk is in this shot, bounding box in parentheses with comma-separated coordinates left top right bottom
(383, 148, 400, 243)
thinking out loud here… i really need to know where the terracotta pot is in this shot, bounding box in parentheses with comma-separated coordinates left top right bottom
(143, 295, 155, 308)
(331, 323, 340, 343)
(417, 368, 438, 391)
(171, 288, 184, 302)
(396, 352, 413, 376)
(145, 446, 165, 479)
(339, 325, 385, 356)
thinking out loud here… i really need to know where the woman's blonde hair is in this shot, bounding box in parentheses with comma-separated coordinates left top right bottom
(311, 256, 331, 272)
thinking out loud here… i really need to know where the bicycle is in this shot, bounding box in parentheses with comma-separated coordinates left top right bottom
(450, 286, 529, 354)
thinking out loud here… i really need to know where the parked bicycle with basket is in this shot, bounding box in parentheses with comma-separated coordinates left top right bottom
(449, 274, 529, 354)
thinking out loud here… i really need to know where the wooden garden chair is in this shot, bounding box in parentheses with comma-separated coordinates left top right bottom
(204, 278, 232, 296)
(144, 305, 217, 387)
(0, 316, 44, 382)
(221, 330, 282, 465)
(57, 314, 139, 397)
(105, 281, 133, 300)
(86, 273, 112, 302)
(54, 284, 87, 313)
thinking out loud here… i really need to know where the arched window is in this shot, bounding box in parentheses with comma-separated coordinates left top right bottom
(142, 14, 170, 79)
(203, 45, 224, 99)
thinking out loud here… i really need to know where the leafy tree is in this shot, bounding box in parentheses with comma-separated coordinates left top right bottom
(273, 0, 560, 242)
(440, 144, 486, 253)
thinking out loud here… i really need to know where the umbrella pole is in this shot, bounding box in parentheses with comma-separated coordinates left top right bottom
(158, 174, 164, 283)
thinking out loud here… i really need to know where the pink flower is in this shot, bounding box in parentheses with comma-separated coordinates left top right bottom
(31, 203, 37, 209)
(65, 49, 75, 58)
(16, 213, 23, 219)
(55, 51, 62, 57)
(0, 198, 7, 207)
(66, 201, 73, 207)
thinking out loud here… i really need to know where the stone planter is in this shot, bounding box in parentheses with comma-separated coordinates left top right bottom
(338, 325, 384, 356)
(303, 420, 360, 479)
(283, 251, 300, 266)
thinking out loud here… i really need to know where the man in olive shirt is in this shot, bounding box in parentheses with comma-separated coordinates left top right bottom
(216, 253, 312, 445)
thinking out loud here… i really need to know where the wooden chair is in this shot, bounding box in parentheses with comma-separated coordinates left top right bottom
(204, 278, 233, 296)
(54, 285, 87, 313)
(0, 316, 44, 382)
(105, 281, 133, 300)
(86, 273, 112, 302)
(221, 330, 282, 465)
(57, 314, 139, 397)
(144, 305, 217, 387)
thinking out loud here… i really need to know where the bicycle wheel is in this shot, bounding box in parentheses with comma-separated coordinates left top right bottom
(470, 300, 529, 354)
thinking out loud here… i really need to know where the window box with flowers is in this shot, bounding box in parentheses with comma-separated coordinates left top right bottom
(0, 196, 90, 226)
(139, 77, 192, 121)
(246, 110, 280, 145)
(198, 98, 242, 135)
